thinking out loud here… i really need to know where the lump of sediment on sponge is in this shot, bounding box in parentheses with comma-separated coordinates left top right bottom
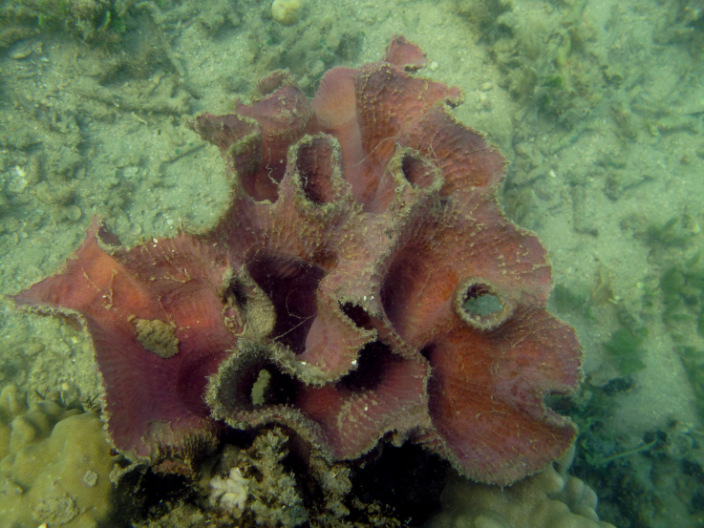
(131, 317, 179, 359)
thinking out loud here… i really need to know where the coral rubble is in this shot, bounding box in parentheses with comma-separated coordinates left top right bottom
(209, 467, 249, 515)
(14, 36, 582, 486)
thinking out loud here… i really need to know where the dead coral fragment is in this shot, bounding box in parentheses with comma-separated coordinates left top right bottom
(209, 467, 248, 515)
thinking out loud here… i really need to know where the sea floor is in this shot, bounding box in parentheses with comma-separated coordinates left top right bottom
(1, 0, 703, 526)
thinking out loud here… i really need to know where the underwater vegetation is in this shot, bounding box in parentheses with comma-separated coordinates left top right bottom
(555, 206, 704, 527)
(602, 326, 648, 377)
(454, 0, 605, 129)
(659, 252, 704, 336)
(633, 213, 704, 376)
(0, 0, 130, 44)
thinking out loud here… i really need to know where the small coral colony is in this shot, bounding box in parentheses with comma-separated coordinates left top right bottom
(15, 37, 582, 487)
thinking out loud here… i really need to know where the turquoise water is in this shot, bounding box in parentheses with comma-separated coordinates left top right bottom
(0, 0, 702, 526)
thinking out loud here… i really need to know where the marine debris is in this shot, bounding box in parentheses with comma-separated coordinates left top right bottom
(14, 36, 582, 487)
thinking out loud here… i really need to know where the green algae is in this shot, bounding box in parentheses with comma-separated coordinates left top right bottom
(678, 346, 704, 417)
(602, 326, 648, 376)
(0, 0, 131, 44)
(658, 251, 704, 336)
(458, 0, 604, 129)
(647, 215, 699, 248)
(551, 282, 595, 320)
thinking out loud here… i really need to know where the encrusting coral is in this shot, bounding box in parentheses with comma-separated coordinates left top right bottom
(0, 384, 117, 528)
(426, 447, 616, 528)
(13, 36, 583, 486)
